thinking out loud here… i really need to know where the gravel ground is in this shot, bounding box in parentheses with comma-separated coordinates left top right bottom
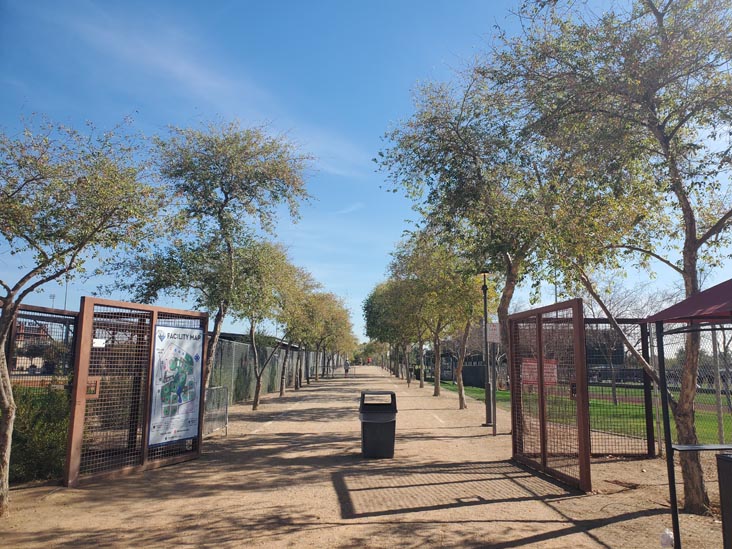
(1, 365, 724, 548)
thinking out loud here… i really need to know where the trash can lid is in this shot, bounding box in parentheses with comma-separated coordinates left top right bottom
(359, 390, 397, 413)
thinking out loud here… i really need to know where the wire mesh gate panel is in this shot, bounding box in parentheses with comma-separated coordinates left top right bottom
(509, 299, 592, 492)
(7, 305, 78, 483)
(8, 304, 78, 379)
(64, 297, 207, 487)
(584, 319, 655, 457)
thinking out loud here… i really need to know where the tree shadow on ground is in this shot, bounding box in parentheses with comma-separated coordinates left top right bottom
(227, 405, 358, 424)
(332, 459, 667, 548)
(332, 460, 577, 520)
(5, 458, 666, 549)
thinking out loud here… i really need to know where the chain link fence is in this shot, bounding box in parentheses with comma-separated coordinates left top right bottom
(207, 339, 323, 405)
(204, 386, 229, 437)
(653, 324, 732, 445)
(652, 322, 732, 513)
(585, 319, 655, 457)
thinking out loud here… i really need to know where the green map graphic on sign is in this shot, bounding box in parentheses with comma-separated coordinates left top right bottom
(159, 343, 197, 418)
(149, 325, 203, 446)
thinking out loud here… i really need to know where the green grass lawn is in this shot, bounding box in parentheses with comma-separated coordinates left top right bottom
(439, 380, 732, 444)
(439, 381, 511, 409)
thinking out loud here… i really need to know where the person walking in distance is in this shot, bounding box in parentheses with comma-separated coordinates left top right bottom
(344, 360, 350, 378)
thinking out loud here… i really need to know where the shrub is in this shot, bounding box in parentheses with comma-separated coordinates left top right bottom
(9, 383, 70, 484)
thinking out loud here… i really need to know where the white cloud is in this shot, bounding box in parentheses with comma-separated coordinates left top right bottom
(336, 202, 365, 215)
(295, 125, 374, 179)
(54, 5, 375, 179)
(56, 7, 273, 118)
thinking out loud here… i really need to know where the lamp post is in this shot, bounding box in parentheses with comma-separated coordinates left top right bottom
(481, 271, 493, 427)
(63, 273, 69, 310)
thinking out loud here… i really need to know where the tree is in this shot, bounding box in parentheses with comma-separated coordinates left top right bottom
(275, 267, 320, 396)
(357, 340, 389, 369)
(324, 312, 357, 378)
(446, 272, 495, 410)
(306, 292, 352, 381)
(388, 230, 474, 397)
(128, 121, 310, 387)
(378, 75, 554, 360)
(231, 241, 293, 410)
(498, 0, 732, 513)
(0, 120, 160, 516)
(364, 278, 422, 381)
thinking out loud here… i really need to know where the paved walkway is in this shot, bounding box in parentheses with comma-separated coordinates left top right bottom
(1, 366, 721, 547)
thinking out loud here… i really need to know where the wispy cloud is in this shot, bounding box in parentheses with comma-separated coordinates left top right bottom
(294, 125, 375, 179)
(54, 6, 274, 118)
(50, 4, 375, 179)
(336, 202, 365, 215)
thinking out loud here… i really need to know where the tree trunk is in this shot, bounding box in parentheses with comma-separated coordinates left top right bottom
(402, 345, 407, 379)
(433, 336, 441, 397)
(250, 323, 261, 410)
(0, 303, 19, 517)
(610, 363, 618, 406)
(305, 348, 311, 385)
(654, 125, 709, 513)
(279, 345, 290, 397)
(678, 202, 708, 513)
(677, 329, 709, 513)
(314, 347, 320, 382)
(252, 374, 263, 411)
(456, 320, 471, 410)
(419, 338, 425, 388)
(204, 302, 227, 389)
(294, 347, 302, 391)
(497, 258, 520, 358)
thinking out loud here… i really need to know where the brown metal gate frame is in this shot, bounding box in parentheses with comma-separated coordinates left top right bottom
(64, 297, 208, 487)
(508, 298, 592, 492)
(6, 303, 79, 375)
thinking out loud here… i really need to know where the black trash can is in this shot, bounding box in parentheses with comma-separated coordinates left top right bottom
(718, 453, 732, 549)
(359, 391, 397, 458)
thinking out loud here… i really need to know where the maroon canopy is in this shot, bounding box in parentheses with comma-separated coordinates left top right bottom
(646, 278, 732, 323)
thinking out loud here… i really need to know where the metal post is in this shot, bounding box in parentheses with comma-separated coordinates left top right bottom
(712, 325, 724, 444)
(656, 321, 681, 549)
(491, 341, 497, 436)
(482, 272, 492, 426)
(63, 273, 69, 311)
(641, 323, 656, 457)
(64, 297, 94, 487)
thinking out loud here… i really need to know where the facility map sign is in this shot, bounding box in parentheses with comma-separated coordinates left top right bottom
(148, 325, 204, 447)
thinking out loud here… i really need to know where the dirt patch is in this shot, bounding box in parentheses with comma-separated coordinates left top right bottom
(0, 366, 724, 548)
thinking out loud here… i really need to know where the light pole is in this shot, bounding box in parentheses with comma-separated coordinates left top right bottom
(481, 270, 493, 427)
(63, 273, 69, 310)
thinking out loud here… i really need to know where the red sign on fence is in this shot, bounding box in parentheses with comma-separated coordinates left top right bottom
(520, 358, 558, 386)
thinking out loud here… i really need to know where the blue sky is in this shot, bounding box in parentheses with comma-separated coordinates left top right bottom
(1, 0, 521, 339)
(1, 1, 729, 340)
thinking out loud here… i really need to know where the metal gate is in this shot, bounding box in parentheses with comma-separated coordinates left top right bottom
(509, 299, 591, 492)
(64, 297, 208, 487)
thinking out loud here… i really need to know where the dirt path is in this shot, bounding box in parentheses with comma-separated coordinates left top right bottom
(1, 366, 724, 547)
